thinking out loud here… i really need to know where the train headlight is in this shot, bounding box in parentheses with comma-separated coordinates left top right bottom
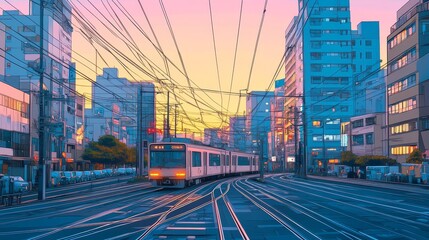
(175, 173, 186, 177)
(149, 172, 159, 177)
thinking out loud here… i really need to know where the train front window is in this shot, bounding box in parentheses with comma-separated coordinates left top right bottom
(150, 151, 186, 168)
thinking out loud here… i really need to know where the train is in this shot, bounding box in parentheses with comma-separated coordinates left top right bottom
(148, 142, 259, 188)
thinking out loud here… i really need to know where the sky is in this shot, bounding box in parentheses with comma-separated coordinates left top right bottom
(0, 0, 410, 134)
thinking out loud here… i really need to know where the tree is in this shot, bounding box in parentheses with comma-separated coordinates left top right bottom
(82, 135, 132, 167)
(356, 155, 397, 166)
(341, 151, 358, 167)
(406, 148, 423, 164)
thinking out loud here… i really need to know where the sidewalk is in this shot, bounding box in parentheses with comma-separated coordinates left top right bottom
(306, 175, 429, 194)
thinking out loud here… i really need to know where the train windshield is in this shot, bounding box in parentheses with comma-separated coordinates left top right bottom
(150, 151, 186, 168)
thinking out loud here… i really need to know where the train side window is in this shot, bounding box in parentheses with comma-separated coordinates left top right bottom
(192, 151, 202, 167)
(238, 156, 250, 165)
(209, 153, 220, 166)
(226, 155, 230, 165)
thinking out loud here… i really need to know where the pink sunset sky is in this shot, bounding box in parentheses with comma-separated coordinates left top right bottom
(0, 0, 410, 130)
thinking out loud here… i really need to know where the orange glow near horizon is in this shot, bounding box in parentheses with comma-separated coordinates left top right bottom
(0, 0, 410, 133)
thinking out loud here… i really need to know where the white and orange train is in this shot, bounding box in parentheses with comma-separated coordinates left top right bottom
(148, 142, 259, 188)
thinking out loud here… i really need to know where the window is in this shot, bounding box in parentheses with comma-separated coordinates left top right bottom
(311, 41, 321, 48)
(149, 151, 186, 168)
(311, 76, 322, 84)
(311, 52, 321, 60)
(388, 23, 416, 48)
(310, 30, 321, 37)
(209, 153, 220, 166)
(324, 135, 340, 141)
(353, 134, 364, 145)
(391, 120, 418, 134)
(311, 64, 322, 72)
(423, 21, 429, 35)
(326, 119, 340, 125)
(388, 47, 416, 73)
(387, 74, 416, 96)
(421, 118, 429, 130)
(312, 135, 323, 142)
(238, 156, 249, 166)
(388, 97, 417, 114)
(365, 117, 376, 126)
(313, 120, 321, 127)
(365, 133, 374, 144)
(365, 40, 372, 46)
(18, 25, 36, 32)
(366, 52, 372, 59)
(192, 151, 202, 167)
(352, 119, 364, 128)
(391, 145, 417, 155)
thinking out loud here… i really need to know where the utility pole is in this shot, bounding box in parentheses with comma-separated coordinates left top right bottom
(136, 84, 143, 176)
(302, 95, 307, 178)
(259, 137, 264, 180)
(38, 0, 46, 200)
(166, 91, 170, 139)
(174, 104, 179, 138)
(293, 106, 301, 175)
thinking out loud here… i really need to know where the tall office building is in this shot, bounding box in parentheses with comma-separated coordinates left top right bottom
(284, 0, 381, 170)
(229, 115, 247, 152)
(270, 79, 285, 169)
(85, 68, 156, 147)
(386, 0, 429, 162)
(0, 22, 5, 80)
(246, 91, 274, 161)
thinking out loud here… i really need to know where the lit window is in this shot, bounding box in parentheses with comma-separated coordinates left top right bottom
(313, 120, 321, 127)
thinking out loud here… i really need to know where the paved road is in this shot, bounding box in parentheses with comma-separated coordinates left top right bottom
(0, 174, 428, 239)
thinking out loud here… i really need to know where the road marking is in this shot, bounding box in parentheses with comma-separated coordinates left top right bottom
(176, 221, 210, 224)
(222, 227, 238, 231)
(166, 227, 206, 230)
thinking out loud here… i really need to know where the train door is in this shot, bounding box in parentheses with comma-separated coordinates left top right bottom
(226, 153, 231, 174)
(221, 153, 225, 176)
(203, 152, 207, 176)
(232, 155, 237, 173)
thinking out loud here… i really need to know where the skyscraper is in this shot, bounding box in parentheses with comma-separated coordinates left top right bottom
(284, 0, 381, 171)
(246, 91, 274, 161)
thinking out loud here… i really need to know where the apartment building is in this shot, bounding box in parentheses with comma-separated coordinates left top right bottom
(386, 0, 429, 162)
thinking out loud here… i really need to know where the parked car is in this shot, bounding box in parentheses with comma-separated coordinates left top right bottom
(51, 171, 66, 186)
(63, 171, 77, 184)
(103, 169, 113, 177)
(117, 168, 126, 175)
(75, 171, 85, 182)
(84, 171, 95, 180)
(93, 170, 105, 179)
(0, 175, 29, 193)
(125, 168, 134, 175)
